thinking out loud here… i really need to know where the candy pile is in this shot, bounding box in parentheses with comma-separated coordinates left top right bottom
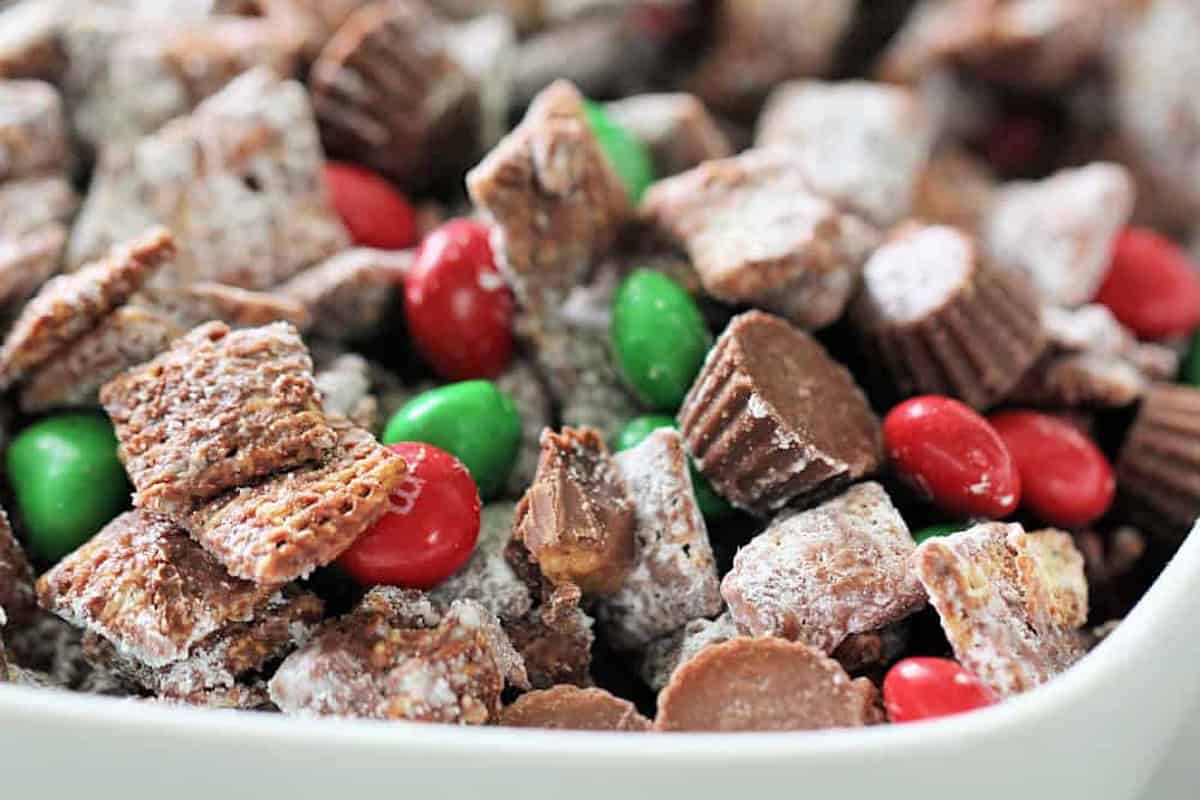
(0, 0, 1198, 733)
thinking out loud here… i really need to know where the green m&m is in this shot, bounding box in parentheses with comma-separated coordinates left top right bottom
(612, 270, 711, 412)
(912, 522, 966, 545)
(614, 414, 733, 519)
(582, 99, 655, 204)
(7, 413, 130, 562)
(382, 380, 521, 500)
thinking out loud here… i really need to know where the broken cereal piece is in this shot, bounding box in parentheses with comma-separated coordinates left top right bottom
(182, 419, 406, 584)
(654, 637, 882, 732)
(514, 427, 636, 597)
(466, 80, 629, 316)
(0, 227, 175, 389)
(641, 149, 879, 330)
(756, 80, 935, 227)
(100, 320, 336, 518)
(721, 482, 925, 653)
(597, 429, 722, 651)
(37, 511, 300, 669)
(269, 590, 526, 722)
(912, 522, 1088, 697)
(850, 224, 1045, 410)
(678, 310, 882, 517)
(277, 248, 411, 342)
(500, 685, 651, 731)
(982, 163, 1134, 307)
(604, 92, 732, 178)
(19, 304, 184, 414)
(138, 283, 311, 331)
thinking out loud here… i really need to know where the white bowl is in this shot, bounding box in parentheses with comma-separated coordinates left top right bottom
(3, 524, 1198, 800)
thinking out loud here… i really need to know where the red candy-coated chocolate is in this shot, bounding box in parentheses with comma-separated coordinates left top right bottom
(883, 657, 997, 723)
(324, 162, 417, 250)
(989, 410, 1114, 528)
(1095, 227, 1200, 340)
(405, 219, 515, 380)
(883, 396, 1020, 519)
(338, 442, 481, 590)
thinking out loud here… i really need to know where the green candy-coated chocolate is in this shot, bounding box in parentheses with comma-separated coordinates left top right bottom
(382, 380, 521, 500)
(912, 522, 965, 545)
(614, 414, 734, 519)
(7, 413, 130, 562)
(1183, 329, 1200, 386)
(582, 99, 655, 204)
(612, 270, 712, 412)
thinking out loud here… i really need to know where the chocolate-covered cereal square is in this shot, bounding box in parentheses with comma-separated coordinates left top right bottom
(0, 79, 68, 181)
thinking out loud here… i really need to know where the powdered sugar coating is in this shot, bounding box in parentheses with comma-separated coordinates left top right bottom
(19, 303, 183, 413)
(494, 359, 553, 496)
(183, 419, 406, 584)
(269, 593, 526, 722)
(36, 511, 284, 669)
(314, 354, 378, 431)
(722, 482, 925, 654)
(756, 80, 935, 227)
(0, 78, 68, 181)
(604, 92, 733, 178)
(983, 163, 1134, 307)
(431, 502, 533, 623)
(912, 522, 1088, 697)
(597, 429, 722, 650)
(0, 227, 174, 389)
(1014, 529, 1088, 629)
(138, 282, 311, 331)
(277, 248, 412, 342)
(101, 320, 335, 517)
(859, 224, 975, 325)
(640, 613, 737, 691)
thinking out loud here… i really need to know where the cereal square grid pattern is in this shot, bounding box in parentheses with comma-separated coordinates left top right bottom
(100, 320, 336, 518)
(182, 420, 406, 584)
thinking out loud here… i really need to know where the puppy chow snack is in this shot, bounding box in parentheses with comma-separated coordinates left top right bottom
(0, 0, 68, 81)
(640, 613, 737, 691)
(851, 223, 1045, 410)
(137, 283, 312, 332)
(912, 522, 1088, 697)
(314, 353, 378, 431)
(277, 248, 411, 342)
(721, 482, 925, 654)
(604, 92, 733, 178)
(499, 685, 651, 731)
(678, 310, 882, 516)
(494, 359, 553, 496)
(0, 507, 36, 626)
(430, 502, 533, 624)
(0, 79, 68, 182)
(641, 148, 880, 330)
(101, 320, 336, 518)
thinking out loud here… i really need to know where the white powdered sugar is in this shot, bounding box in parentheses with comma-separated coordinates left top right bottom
(861, 224, 974, 324)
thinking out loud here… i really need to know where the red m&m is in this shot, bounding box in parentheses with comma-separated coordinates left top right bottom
(883, 657, 997, 723)
(324, 162, 417, 250)
(989, 410, 1115, 528)
(337, 442, 481, 590)
(1095, 227, 1200, 340)
(404, 219, 515, 380)
(883, 396, 1020, 519)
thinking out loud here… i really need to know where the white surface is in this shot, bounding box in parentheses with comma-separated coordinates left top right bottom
(1143, 701, 1200, 798)
(3, 526, 1199, 800)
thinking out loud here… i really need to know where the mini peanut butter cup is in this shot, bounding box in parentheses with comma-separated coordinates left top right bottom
(1116, 383, 1200, 541)
(850, 223, 1045, 410)
(677, 310, 882, 518)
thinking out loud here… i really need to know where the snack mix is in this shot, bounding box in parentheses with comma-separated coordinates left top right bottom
(1, 0, 1198, 733)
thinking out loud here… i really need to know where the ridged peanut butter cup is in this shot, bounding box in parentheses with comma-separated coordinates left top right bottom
(1116, 383, 1200, 541)
(677, 310, 882, 518)
(850, 223, 1045, 410)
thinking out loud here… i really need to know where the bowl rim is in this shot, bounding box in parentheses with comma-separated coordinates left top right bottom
(2, 523, 1196, 763)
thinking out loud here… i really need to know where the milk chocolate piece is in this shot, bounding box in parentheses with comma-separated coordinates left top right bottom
(500, 685, 651, 731)
(1116, 383, 1200, 542)
(597, 429, 722, 651)
(269, 592, 527, 722)
(182, 419, 406, 584)
(640, 149, 880, 330)
(604, 92, 733, 178)
(310, 0, 479, 191)
(0, 79, 68, 182)
(276, 248, 411, 342)
(851, 224, 1045, 410)
(138, 283, 311, 331)
(640, 614, 737, 691)
(879, 0, 1127, 89)
(983, 163, 1134, 307)
(0, 508, 35, 627)
(755, 80, 935, 227)
(654, 637, 882, 732)
(721, 482, 925, 653)
(37, 511, 302, 670)
(67, 68, 349, 288)
(19, 304, 184, 414)
(101, 321, 336, 518)
(0, 227, 175, 390)
(466, 80, 629, 316)
(678, 310, 882, 517)
(912, 523, 1088, 697)
(685, 0, 855, 116)
(515, 427, 637, 597)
